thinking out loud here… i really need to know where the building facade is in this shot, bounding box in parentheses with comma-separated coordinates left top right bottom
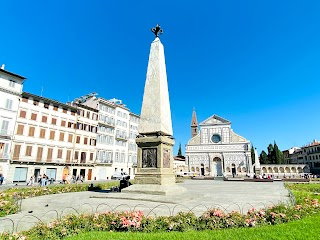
(185, 111, 252, 177)
(288, 140, 320, 174)
(0, 67, 26, 179)
(0, 64, 140, 183)
(9, 92, 95, 182)
(77, 94, 139, 180)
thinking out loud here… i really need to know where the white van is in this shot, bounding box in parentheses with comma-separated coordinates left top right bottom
(111, 172, 129, 180)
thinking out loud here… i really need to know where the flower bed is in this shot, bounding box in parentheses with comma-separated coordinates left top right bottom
(1, 183, 320, 239)
(0, 182, 119, 217)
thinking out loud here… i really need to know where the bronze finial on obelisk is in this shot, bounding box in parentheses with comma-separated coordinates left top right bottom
(151, 23, 163, 38)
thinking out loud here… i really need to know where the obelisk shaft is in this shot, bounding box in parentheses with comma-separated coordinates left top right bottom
(138, 37, 173, 136)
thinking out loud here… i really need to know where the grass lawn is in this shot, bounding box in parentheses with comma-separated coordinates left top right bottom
(66, 213, 320, 240)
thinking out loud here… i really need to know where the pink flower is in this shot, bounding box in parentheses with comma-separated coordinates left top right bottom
(295, 205, 301, 210)
(259, 210, 265, 217)
(213, 209, 224, 218)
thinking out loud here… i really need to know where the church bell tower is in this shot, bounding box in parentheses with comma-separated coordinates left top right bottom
(191, 108, 198, 138)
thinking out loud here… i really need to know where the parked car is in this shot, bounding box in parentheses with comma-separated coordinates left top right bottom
(111, 172, 129, 180)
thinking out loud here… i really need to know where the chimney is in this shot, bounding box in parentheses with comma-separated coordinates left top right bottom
(1, 64, 5, 70)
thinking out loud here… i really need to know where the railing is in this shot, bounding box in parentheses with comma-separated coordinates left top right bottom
(0, 153, 9, 159)
(115, 134, 128, 140)
(96, 159, 113, 164)
(0, 129, 13, 136)
(98, 119, 115, 127)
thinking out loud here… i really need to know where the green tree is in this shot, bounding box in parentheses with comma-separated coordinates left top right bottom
(267, 143, 274, 164)
(251, 145, 255, 164)
(273, 143, 281, 164)
(177, 143, 182, 156)
(273, 142, 285, 164)
(259, 150, 268, 164)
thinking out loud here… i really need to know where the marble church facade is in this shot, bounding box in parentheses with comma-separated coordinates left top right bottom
(185, 111, 252, 177)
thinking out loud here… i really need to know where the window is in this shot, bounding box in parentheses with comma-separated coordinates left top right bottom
(17, 124, 24, 135)
(80, 152, 86, 163)
(90, 138, 96, 146)
(57, 149, 63, 158)
(42, 115, 48, 123)
(53, 106, 58, 111)
(28, 126, 35, 137)
(36, 147, 43, 161)
(68, 134, 73, 143)
(9, 80, 15, 87)
(59, 132, 64, 141)
(71, 111, 75, 116)
(61, 120, 66, 127)
(87, 111, 90, 118)
(22, 97, 28, 103)
(31, 113, 37, 121)
(39, 129, 46, 138)
(13, 145, 21, 160)
(47, 148, 53, 161)
(51, 118, 57, 125)
(74, 151, 79, 160)
(33, 100, 39, 106)
(25, 146, 32, 156)
(66, 150, 71, 163)
(76, 136, 80, 143)
(84, 137, 88, 145)
(1, 120, 9, 134)
(19, 110, 26, 118)
(90, 153, 94, 161)
(63, 108, 67, 113)
(44, 103, 49, 109)
(5, 99, 13, 110)
(49, 130, 55, 140)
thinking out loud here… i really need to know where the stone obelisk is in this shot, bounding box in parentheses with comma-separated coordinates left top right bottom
(122, 24, 186, 195)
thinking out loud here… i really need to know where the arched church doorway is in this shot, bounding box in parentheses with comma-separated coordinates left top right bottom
(201, 163, 205, 176)
(212, 157, 222, 176)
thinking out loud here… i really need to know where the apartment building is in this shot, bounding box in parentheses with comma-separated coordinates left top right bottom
(78, 94, 139, 180)
(0, 66, 26, 179)
(9, 92, 98, 182)
(289, 140, 320, 174)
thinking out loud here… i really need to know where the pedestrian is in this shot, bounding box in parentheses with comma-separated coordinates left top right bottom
(27, 176, 34, 186)
(62, 174, 67, 184)
(41, 174, 47, 187)
(0, 174, 4, 185)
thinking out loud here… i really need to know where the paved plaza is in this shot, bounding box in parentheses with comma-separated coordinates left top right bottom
(0, 180, 290, 233)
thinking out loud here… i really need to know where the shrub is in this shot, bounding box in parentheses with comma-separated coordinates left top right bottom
(0, 182, 119, 217)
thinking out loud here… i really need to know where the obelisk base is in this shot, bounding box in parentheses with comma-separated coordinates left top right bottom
(122, 135, 186, 195)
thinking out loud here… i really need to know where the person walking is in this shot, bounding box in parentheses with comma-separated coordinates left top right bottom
(41, 174, 47, 187)
(0, 174, 4, 185)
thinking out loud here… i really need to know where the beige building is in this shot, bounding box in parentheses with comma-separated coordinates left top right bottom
(9, 92, 98, 182)
(288, 140, 320, 174)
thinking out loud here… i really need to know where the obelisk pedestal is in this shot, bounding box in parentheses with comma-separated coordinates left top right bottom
(122, 25, 186, 195)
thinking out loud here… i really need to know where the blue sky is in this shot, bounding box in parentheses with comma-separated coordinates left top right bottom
(1, 1, 320, 155)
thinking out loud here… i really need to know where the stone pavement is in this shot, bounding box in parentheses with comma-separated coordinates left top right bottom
(0, 180, 290, 233)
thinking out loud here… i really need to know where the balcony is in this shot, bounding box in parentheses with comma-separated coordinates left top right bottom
(115, 134, 128, 141)
(0, 129, 13, 139)
(0, 153, 9, 159)
(98, 119, 115, 128)
(96, 159, 113, 165)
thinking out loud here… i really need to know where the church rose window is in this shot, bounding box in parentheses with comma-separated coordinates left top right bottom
(211, 134, 221, 143)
